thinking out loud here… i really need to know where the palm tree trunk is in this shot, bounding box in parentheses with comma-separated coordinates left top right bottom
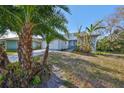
(42, 44, 49, 65)
(18, 23, 33, 69)
(0, 46, 10, 68)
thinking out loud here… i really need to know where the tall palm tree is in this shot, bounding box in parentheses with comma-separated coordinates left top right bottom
(0, 5, 70, 69)
(86, 20, 105, 52)
(86, 20, 105, 33)
(0, 6, 44, 69)
(34, 6, 69, 65)
(76, 20, 105, 52)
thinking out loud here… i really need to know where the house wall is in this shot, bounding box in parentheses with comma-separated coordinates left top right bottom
(32, 41, 41, 49)
(42, 41, 47, 49)
(42, 39, 68, 50)
(6, 40, 41, 50)
(42, 40, 59, 50)
(68, 33, 77, 40)
(6, 40, 17, 50)
(49, 40, 59, 50)
(58, 40, 68, 50)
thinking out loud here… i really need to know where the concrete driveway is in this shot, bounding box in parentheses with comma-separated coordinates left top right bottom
(8, 49, 46, 62)
(8, 49, 60, 62)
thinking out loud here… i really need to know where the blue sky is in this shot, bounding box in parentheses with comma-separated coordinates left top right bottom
(65, 5, 119, 33)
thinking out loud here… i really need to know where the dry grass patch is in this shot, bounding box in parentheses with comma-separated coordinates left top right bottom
(48, 52, 124, 88)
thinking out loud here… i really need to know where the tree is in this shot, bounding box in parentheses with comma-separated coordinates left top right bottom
(42, 31, 67, 65)
(34, 6, 69, 65)
(86, 20, 105, 33)
(76, 20, 105, 52)
(86, 20, 105, 52)
(103, 7, 124, 41)
(97, 31, 124, 53)
(0, 5, 70, 69)
(0, 25, 10, 68)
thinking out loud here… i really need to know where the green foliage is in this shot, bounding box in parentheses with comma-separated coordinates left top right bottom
(32, 56, 40, 62)
(76, 20, 105, 53)
(86, 20, 105, 33)
(97, 32, 124, 53)
(0, 75, 4, 85)
(93, 51, 111, 55)
(76, 32, 92, 53)
(31, 75, 42, 85)
(0, 5, 69, 87)
(0, 62, 51, 87)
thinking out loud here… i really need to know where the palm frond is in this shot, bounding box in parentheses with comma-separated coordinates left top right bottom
(94, 26, 106, 31)
(94, 20, 103, 29)
(57, 5, 71, 14)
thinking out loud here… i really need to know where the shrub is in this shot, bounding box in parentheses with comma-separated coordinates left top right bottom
(0, 62, 51, 88)
(31, 75, 42, 85)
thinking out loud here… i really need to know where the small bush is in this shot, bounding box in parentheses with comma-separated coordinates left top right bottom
(31, 75, 42, 85)
(32, 56, 40, 62)
(93, 51, 111, 55)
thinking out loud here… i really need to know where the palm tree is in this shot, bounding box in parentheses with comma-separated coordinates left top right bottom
(86, 20, 105, 52)
(42, 31, 67, 65)
(86, 20, 105, 33)
(76, 20, 105, 52)
(0, 5, 70, 69)
(0, 6, 40, 69)
(0, 25, 10, 68)
(34, 6, 69, 65)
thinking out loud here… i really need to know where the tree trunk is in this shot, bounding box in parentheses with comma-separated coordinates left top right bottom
(17, 23, 33, 69)
(0, 46, 10, 68)
(42, 44, 49, 65)
(17, 40, 22, 64)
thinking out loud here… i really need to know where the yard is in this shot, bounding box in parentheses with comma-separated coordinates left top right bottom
(47, 52, 124, 88)
(6, 50, 17, 55)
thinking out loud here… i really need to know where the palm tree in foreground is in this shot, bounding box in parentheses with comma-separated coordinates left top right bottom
(0, 5, 70, 69)
(0, 6, 45, 69)
(0, 26, 10, 68)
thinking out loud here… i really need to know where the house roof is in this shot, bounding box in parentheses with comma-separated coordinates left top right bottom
(0, 30, 42, 42)
(0, 37, 19, 40)
(0, 36, 42, 43)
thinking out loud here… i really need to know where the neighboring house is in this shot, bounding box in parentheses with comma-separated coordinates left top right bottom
(0, 37, 42, 50)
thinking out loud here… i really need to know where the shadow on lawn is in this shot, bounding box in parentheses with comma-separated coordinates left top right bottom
(50, 53, 124, 88)
(40, 73, 78, 88)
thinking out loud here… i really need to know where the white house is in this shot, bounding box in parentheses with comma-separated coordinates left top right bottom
(42, 33, 77, 50)
(42, 39, 68, 50)
(41, 32, 100, 51)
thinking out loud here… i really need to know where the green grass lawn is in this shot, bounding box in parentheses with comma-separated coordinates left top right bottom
(6, 50, 17, 55)
(46, 52, 124, 88)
